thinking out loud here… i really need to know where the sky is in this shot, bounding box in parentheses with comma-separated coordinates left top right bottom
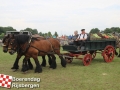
(0, 0, 120, 36)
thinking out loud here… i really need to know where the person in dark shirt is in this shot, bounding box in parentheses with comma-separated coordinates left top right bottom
(72, 30, 79, 40)
(68, 30, 79, 45)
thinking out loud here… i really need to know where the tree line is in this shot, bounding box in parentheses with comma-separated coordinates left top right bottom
(0, 27, 58, 39)
(0, 26, 120, 39)
(90, 27, 120, 34)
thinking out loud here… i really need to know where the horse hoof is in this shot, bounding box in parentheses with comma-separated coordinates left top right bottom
(52, 67, 56, 69)
(11, 66, 19, 69)
(63, 66, 66, 68)
(41, 65, 46, 67)
(61, 64, 66, 68)
(29, 67, 33, 70)
(35, 70, 42, 73)
(35, 68, 42, 73)
(41, 64, 46, 67)
(49, 66, 56, 69)
(21, 68, 29, 72)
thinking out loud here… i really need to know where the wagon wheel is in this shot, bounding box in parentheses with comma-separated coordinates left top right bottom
(83, 54, 92, 66)
(103, 45, 115, 63)
(65, 57, 73, 63)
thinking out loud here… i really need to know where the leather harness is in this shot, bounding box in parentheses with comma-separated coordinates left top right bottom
(21, 37, 57, 55)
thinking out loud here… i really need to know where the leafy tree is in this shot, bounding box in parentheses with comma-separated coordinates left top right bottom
(0, 33, 5, 39)
(0, 26, 16, 35)
(21, 28, 38, 34)
(42, 33, 45, 37)
(47, 31, 52, 37)
(32, 29, 38, 34)
(0, 27, 4, 34)
(44, 33, 48, 37)
(111, 27, 120, 33)
(4, 26, 16, 31)
(39, 32, 43, 36)
(104, 28, 112, 33)
(54, 31, 58, 37)
(103, 27, 120, 33)
(89, 28, 100, 33)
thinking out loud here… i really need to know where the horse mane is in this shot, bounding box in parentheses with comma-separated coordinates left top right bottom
(15, 34, 30, 44)
(15, 34, 45, 44)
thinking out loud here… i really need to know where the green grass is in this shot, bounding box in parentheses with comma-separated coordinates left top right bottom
(0, 46, 120, 90)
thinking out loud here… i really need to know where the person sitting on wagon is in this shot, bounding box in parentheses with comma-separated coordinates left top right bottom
(68, 30, 79, 45)
(76, 29, 88, 41)
(74, 30, 79, 39)
(75, 29, 88, 49)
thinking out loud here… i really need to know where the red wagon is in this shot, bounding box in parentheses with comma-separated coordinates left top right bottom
(62, 40, 116, 66)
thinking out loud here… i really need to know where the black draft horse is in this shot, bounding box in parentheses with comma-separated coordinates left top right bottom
(2, 34, 52, 71)
(8, 34, 66, 73)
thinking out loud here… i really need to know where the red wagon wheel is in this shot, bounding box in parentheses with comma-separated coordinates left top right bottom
(103, 45, 115, 63)
(65, 57, 73, 63)
(83, 54, 92, 66)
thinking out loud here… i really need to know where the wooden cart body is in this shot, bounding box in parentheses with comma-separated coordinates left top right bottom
(62, 40, 116, 66)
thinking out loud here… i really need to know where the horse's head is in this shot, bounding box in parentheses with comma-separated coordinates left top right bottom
(2, 34, 13, 53)
(6, 34, 18, 55)
(8, 38, 17, 55)
(8, 34, 31, 54)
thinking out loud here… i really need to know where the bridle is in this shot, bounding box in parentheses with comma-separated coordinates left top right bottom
(2, 37, 12, 51)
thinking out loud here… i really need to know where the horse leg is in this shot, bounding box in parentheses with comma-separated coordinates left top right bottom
(115, 48, 118, 56)
(11, 54, 21, 70)
(47, 54, 52, 66)
(41, 56, 46, 67)
(27, 59, 33, 70)
(33, 57, 42, 73)
(21, 57, 29, 72)
(49, 54, 57, 69)
(59, 54, 66, 67)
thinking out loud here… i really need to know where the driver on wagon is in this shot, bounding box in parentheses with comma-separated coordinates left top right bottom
(75, 29, 88, 50)
(76, 29, 88, 41)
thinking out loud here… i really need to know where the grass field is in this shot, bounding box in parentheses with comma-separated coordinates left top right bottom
(0, 46, 120, 90)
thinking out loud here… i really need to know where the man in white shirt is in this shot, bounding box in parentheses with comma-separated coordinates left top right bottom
(76, 29, 88, 41)
(75, 29, 88, 50)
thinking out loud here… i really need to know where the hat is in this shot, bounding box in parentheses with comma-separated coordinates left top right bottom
(81, 29, 85, 31)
